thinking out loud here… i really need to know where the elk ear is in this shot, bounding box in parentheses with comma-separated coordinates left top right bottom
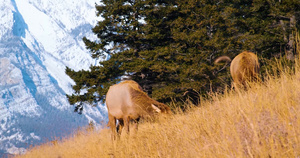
(151, 104, 161, 113)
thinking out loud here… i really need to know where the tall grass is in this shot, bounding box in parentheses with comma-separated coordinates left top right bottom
(16, 33, 300, 158)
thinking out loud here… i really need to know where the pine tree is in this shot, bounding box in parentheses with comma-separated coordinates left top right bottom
(67, 0, 300, 113)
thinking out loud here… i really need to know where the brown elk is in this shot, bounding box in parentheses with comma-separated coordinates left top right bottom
(215, 51, 260, 87)
(105, 80, 171, 140)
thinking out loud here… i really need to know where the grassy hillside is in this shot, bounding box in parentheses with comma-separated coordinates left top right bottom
(16, 58, 300, 157)
(17, 32, 300, 158)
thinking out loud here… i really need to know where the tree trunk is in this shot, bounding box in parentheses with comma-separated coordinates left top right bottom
(286, 15, 296, 60)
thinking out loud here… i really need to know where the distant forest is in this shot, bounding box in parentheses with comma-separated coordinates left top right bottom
(66, 0, 300, 113)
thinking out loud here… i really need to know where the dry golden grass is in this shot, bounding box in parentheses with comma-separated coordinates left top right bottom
(16, 63, 300, 157)
(16, 33, 300, 158)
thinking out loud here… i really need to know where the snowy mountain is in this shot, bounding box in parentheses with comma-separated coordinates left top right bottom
(0, 0, 107, 155)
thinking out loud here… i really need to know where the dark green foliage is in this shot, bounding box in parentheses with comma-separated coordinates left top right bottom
(67, 0, 300, 112)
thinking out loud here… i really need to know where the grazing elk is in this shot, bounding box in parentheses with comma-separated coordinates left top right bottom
(215, 51, 260, 87)
(105, 80, 171, 140)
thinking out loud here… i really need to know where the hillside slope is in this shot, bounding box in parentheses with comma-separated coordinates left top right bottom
(17, 60, 300, 158)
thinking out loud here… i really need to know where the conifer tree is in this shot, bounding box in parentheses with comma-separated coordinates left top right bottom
(67, 0, 300, 113)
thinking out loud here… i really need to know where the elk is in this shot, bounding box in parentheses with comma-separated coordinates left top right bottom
(105, 80, 171, 140)
(215, 51, 260, 87)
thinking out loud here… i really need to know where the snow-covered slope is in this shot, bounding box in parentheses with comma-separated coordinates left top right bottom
(0, 0, 107, 155)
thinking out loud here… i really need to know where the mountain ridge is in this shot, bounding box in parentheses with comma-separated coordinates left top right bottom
(0, 0, 106, 155)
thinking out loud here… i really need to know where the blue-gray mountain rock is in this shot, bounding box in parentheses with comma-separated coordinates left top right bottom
(0, 0, 107, 155)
